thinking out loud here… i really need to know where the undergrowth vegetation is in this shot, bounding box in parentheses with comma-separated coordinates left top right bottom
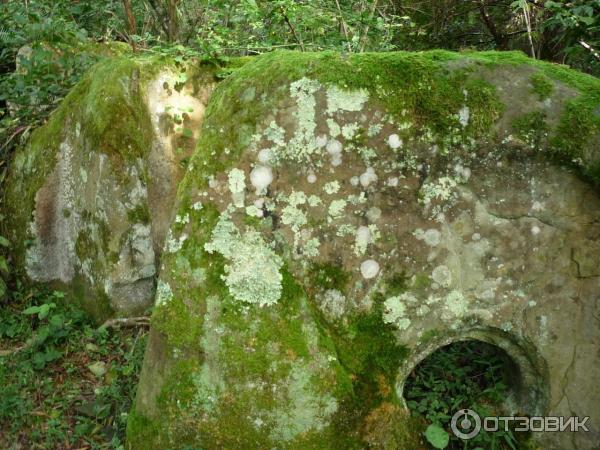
(0, 286, 146, 449)
(405, 340, 533, 450)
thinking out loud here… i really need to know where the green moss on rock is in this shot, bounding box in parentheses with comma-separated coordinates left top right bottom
(121, 50, 600, 448)
(530, 72, 554, 100)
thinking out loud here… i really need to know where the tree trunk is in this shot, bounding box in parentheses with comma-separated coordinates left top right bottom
(122, 0, 138, 52)
(166, 0, 179, 42)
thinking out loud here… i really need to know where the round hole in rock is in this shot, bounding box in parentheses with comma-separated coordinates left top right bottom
(403, 339, 532, 449)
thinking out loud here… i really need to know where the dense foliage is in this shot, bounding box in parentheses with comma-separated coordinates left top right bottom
(0, 0, 597, 168)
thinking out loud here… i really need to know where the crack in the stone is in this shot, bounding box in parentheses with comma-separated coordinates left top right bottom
(485, 210, 560, 230)
(570, 247, 600, 279)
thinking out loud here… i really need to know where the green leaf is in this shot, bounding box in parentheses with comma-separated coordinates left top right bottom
(22, 305, 41, 315)
(182, 128, 193, 138)
(38, 304, 51, 319)
(0, 236, 9, 247)
(0, 277, 6, 298)
(0, 256, 9, 274)
(424, 423, 449, 449)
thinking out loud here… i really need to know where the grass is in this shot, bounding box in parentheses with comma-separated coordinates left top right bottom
(0, 284, 147, 449)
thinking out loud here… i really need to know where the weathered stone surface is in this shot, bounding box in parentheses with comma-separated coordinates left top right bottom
(4, 56, 215, 320)
(127, 51, 600, 449)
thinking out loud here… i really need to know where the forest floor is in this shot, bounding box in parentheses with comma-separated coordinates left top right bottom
(0, 286, 146, 449)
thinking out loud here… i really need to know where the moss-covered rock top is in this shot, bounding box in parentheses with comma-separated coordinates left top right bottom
(129, 51, 600, 449)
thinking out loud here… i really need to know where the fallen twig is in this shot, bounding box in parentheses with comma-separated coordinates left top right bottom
(0, 342, 29, 357)
(98, 316, 150, 329)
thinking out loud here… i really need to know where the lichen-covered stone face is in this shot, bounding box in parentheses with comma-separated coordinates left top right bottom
(4, 57, 216, 320)
(127, 51, 600, 450)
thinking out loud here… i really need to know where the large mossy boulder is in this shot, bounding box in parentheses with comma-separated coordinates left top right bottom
(4, 55, 216, 320)
(128, 51, 600, 449)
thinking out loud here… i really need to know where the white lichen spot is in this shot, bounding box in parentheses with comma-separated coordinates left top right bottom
(445, 290, 468, 316)
(307, 195, 322, 207)
(269, 363, 338, 442)
(303, 237, 320, 258)
(165, 229, 188, 253)
(336, 224, 356, 237)
(417, 305, 430, 317)
(307, 172, 317, 184)
(458, 106, 470, 127)
(155, 280, 173, 306)
(366, 207, 382, 222)
(367, 123, 383, 137)
(420, 177, 457, 206)
(282, 204, 307, 231)
(432, 265, 452, 287)
(175, 213, 190, 225)
(315, 134, 328, 148)
(359, 167, 378, 188)
(347, 192, 367, 205)
(354, 226, 372, 256)
(245, 205, 263, 217)
(258, 148, 273, 165)
(382, 295, 411, 330)
(327, 118, 341, 137)
(387, 134, 402, 149)
(531, 225, 541, 236)
(323, 181, 340, 195)
(350, 176, 360, 187)
(360, 259, 380, 279)
(228, 168, 246, 207)
(454, 164, 471, 182)
(79, 167, 88, 183)
(326, 139, 343, 166)
(328, 199, 346, 221)
(192, 201, 203, 211)
(250, 165, 273, 195)
(288, 191, 307, 206)
(531, 201, 544, 212)
(342, 123, 359, 140)
(386, 177, 399, 187)
(319, 289, 347, 319)
(326, 139, 342, 156)
(423, 229, 441, 247)
(283, 77, 321, 164)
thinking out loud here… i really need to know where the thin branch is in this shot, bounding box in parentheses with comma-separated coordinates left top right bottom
(98, 316, 150, 329)
(0, 343, 27, 357)
(359, 0, 379, 53)
(520, 1, 537, 58)
(280, 6, 305, 52)
(334, 0, 353, 53)
(477, 0, 507, 50)
(580, 40, 600, 61)
(145, 0, 170, 37)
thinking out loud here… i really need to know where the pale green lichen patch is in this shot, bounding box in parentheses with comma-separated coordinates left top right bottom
(326, 85, 369, 115)
(155, 280, 173, 307)
(204, 209, 283, 306)
(382, 294, 413, 330)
